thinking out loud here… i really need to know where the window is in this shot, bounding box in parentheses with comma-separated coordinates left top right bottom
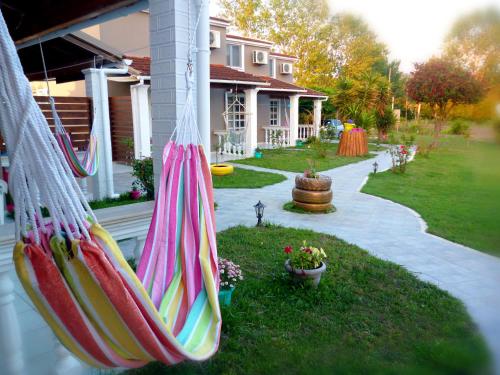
(269, 58, 275, 78)
(225, 93, 246, 130)
(227, 44, 242, 69)
(270, 99, 280, 126)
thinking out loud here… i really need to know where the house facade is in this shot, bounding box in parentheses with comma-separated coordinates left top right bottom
(37, 12, 327, 158)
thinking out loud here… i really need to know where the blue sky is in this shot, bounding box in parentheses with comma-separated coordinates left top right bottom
(210, 0, 500, 72)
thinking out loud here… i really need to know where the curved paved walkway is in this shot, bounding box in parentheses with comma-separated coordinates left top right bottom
(214, 152, 500, 373)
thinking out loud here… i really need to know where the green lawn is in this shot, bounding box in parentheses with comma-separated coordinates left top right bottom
(234, 143, 378, 172)
(127, 225, 490, 375)
(212, 167, 286, 189)
(363, 136, 500, 256)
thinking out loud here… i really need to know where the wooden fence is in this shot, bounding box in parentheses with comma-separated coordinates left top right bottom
(109, 96, 134, 163)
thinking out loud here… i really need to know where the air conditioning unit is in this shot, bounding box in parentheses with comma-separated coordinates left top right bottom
(252, 50, 269, 65)
(209, 30, 221, 49)
(281, 62, 293, 74)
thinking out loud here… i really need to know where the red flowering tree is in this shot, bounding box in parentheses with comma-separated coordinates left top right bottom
(406, 58, 484, 137)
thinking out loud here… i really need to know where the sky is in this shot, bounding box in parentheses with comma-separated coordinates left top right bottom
(210, 0, 500, 73)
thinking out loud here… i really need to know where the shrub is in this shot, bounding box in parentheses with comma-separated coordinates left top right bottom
(311, 139, 329, 158)
(283, 241, 327, 269)
(447, 119, 470, 136)
(355, 110, 376, 130)
(495, 118, 500, 143)
(132, 157, 154, 199)
(375, 106, 396, 137)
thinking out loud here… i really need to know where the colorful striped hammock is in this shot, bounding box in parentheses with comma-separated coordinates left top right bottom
(51, 98, 99, 178)
(0, 4, 221, 368)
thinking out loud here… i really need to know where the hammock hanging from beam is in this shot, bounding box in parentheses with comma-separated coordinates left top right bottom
(0, 2, 220, 369)
(39, 42, 99, 178)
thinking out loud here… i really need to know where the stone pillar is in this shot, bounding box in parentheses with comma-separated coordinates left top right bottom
(289, 95, 300, 146)
(196, 0, 211, 162)
(0, 265, 24, 375)
(244, 88, 258, 155)
(83, 68, 115, 199)
(149, 0, 197, 191)
(131, 83, 152, 159)
(313, 99, 322, 136)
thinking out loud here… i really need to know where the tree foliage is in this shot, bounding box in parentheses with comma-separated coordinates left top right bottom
(406, 58, 485, 135)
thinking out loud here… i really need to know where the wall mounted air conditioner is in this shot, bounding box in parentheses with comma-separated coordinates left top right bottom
(209, 30, 221, 49)
(252, 50, 269, 65)
(281, 62, 293, 74)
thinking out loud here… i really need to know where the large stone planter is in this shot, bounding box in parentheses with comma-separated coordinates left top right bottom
(292, 175, 333, 212)
(285, 260, 326, 287)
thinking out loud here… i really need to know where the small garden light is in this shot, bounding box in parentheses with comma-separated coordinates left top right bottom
(373, 161, 378, 174)
(254, 200, 265, 227)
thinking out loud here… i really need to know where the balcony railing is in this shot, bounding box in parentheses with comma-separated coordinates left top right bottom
(298, 124, 316, 141)
(261, 126, 291, 149)
(0, 202, 154, 375)
(214, 130, 247, 156)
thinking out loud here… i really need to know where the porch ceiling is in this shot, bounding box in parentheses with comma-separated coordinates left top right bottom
(0, 0, 144, 45)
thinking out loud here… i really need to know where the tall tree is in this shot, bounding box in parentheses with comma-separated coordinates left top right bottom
(444, 6, 500, 85)
(406, 58, 485, 139)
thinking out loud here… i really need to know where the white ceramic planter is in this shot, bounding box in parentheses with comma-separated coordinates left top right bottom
(284, 259, 326, 287)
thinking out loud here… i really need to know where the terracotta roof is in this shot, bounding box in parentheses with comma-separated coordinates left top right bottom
(125, 55, 151, 76)
(260, 76, 306, 91)
(210, 65, 268, 84)
(270, 51, 298, 60)
(226, 34, 273, 45)
(302, 88, 329, 98)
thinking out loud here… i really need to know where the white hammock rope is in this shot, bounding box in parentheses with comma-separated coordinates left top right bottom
(0, 9, 94, 242)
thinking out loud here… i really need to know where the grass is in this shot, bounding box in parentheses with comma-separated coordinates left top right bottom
(127, 225, 490, 375)
(88, 193, 152, 210)
(234, 143, 378, 172)
(283, 201, 336, 214)
(363, 136, 500, 256)
(212, 167, 286, 189)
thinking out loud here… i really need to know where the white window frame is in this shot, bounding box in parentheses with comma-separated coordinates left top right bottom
(226, 43, 244, 70)
(225, 92, 246, 130)
(269, 58, 276, 78)
(269, 99, 281, 127)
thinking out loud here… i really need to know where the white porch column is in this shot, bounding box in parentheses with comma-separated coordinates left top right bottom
(244, 88, 258, 155)
(313, 99, 322, 136)
(83, 68, 115, 199)
(131, 83, 152, 159)
(0, 263, 24, 375)
(150, 0, 197, 191)
(196, 0, 211, 163)
(289, 95, 300, 146)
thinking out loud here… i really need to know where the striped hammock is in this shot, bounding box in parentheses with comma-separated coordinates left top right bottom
(51, 98, 99, 178)
(0, 4, 220, 368)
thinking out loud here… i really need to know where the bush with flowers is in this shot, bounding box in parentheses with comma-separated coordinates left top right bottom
(284, 241, 327, 270)
(389, 144, 412, 173)
(218, 257, 243, 290)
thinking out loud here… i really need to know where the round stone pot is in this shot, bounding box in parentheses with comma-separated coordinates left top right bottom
(218, 287, 235, 306)
(284, 260, 326, 288)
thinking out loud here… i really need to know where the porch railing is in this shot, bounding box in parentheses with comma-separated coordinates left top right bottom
(0, 202, 154, 375)
(298, 124, 315, 141)
(261, 126, 291, 149)
(214, 130, 247, 156)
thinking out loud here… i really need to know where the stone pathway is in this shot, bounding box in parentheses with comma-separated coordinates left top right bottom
(214, 152, 500, 373)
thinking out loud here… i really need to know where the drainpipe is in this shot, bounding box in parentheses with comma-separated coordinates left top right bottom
(196, 0, 211, 162)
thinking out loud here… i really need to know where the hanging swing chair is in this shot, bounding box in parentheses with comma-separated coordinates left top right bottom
(38, 42, 99, 178)
(0, 2, 220, 369)
(221, 89, 252, 155)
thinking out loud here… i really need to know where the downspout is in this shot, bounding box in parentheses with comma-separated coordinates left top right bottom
(99, 67, 128, 198)
(196, 0, 211, 162)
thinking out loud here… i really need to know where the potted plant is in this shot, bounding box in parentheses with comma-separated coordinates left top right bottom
(218, 257, 243, 306)
(283, 241, 327, 287)
(130, 181, 142, 200)
(254, 147, 263, 159)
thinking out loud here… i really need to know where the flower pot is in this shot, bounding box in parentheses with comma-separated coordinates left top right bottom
(292, 188, 333, 204)
(254, 151, 263, 159)
(218, 287, 235, 306)
(295, 140, 304, 148)
(130, 190, 142, 200)
(295, 175, 332, 191)
(285, 259, 326, 287)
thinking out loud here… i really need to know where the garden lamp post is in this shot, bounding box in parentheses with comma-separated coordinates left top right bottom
(373, 161, 378, 174)
(254, 201, 265, 227)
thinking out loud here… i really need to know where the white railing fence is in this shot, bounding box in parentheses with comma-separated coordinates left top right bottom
(297, 124, 315, 141)
(214, 130, 247, 156)
(0, 202, 154, 375)
(261, 126, 291, 149)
